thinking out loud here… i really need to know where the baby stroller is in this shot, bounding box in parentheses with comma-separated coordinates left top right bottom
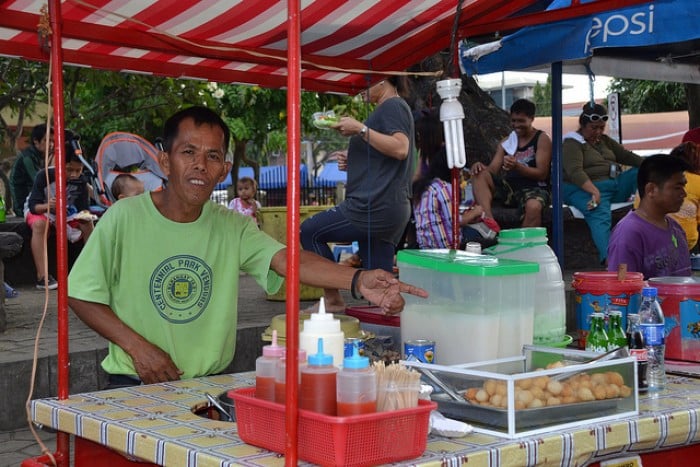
(94, 132, 167, 207)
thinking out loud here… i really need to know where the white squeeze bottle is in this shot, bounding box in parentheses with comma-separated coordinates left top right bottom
(299, 297, 345, 369)
(255, 329, 285, 401)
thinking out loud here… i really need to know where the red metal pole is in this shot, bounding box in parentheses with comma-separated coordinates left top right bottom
(284, 0, 301, 465)
(48, 0, 71, 464)
(451, 168, 461, 249)
(451, 48, 462, 250)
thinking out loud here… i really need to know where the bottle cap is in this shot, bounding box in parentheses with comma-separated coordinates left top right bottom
(308, 337, 333, 366)
(262, 329, 285, 357)
(303, 297, 341, 332)
(342, 342, 369, 369)
(642, 286, 658, 297)
(609, 310, 622, 316)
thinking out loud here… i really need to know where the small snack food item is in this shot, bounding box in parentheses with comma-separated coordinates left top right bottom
(312, 110, 340, 129)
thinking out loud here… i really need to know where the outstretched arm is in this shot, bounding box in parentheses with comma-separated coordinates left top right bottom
(69, 297, 183, 384)
(269, 249, 428, 314)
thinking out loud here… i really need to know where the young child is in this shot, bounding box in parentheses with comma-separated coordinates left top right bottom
(26, 129, 94, 290)
(111, 173, 145, 200)
(227, 176, 260, 221)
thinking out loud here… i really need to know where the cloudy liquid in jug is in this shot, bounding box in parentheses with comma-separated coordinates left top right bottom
(401, 304, 501, 365)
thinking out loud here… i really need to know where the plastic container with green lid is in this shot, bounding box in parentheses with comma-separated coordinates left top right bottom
(486, 227, 567, 345)
(397, 249, 538, 365)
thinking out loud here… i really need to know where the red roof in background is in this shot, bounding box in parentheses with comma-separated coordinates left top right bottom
(536, 111, 691, 151)
(0, 0, 653, 94)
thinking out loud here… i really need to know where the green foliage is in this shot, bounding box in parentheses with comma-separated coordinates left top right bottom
(532, 75, 552, 116)
(63, 68, 214, 156)
(0, 58, 49, 152)
(607, 79, 687, 113)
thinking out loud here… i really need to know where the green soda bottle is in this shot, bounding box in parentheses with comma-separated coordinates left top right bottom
(607, 310, 627, 350)
(0, 195, 5, 223)
(586, 312, 609, 353)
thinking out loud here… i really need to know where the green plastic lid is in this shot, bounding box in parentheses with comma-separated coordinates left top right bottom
(397, 249, 538, 276)
(498, 227, 547, 240)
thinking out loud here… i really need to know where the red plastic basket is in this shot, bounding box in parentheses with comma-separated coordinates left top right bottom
(230, 387, 435, 466)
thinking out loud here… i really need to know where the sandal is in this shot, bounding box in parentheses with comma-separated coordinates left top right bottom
(4, 282, 19, 299)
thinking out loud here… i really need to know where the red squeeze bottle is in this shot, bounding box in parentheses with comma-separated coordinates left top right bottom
(274, 349, 307, 404)
(255, 330, 285, 401)
(336, 343, 376, 416)
(299, 338, 338, 415)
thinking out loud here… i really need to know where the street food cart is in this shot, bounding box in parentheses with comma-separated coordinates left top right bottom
(2, 0, 695, 465)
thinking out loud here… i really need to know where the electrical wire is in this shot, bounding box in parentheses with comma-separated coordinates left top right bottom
(23, 51, 59, 467)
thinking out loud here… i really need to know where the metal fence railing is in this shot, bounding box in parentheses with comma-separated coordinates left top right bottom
(210, 186, 340, 208)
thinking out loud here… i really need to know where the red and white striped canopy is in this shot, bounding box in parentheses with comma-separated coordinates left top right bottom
(0, 0, 652, 94)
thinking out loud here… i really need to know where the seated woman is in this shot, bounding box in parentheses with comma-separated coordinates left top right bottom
(668, 141, 700, 251)
(562, 103, 643, 265)
(412, 111, 498, 249)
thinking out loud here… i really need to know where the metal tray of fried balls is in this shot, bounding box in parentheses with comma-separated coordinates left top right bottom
(432, 371, 630, 430)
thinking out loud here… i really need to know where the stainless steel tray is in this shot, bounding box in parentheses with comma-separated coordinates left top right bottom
(432, 393, 620, 430)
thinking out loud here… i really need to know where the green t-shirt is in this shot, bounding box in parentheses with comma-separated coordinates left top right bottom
(68, 193, 284, 379)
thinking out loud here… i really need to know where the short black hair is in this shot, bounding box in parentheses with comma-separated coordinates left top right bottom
(510, 99, 536, 118)
(162, 106, 230, 154)
(111, 173, 140, 199)
(637, 153, 691, 199)
(30, 123, 49, 147)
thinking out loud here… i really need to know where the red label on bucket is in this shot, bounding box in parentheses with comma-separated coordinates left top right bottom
(573, 272, 644, 350)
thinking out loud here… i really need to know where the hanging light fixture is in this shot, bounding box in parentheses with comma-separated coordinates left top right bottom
(437, 78, 466, 169)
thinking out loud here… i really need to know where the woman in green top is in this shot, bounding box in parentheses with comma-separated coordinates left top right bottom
(562, 103, 643, 264)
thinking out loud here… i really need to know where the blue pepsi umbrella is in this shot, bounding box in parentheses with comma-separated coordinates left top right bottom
(461, 0, 699, 81)
(315, 162, 347, 188)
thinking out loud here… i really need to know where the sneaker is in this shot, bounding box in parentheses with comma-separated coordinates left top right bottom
(36, 275, 58, 290)
(469, 221, 497, 240)
(3, 282, 19, 298)
(482, 216, 501, 234)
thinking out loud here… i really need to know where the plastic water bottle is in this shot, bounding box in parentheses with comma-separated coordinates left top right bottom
(638, 287, 666, 392)
(0, 195, 5, 223)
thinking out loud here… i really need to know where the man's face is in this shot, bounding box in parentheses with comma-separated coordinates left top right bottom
(34, 133, 54, 154)
(510, 112, 533, 135)
(654, 172, 687, 214)
(65, 160, 83, 180)
(160, 118, 230, 209)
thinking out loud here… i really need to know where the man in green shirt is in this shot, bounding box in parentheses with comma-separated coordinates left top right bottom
(9, 123, 52, 216)
(68, 106, 427, 386)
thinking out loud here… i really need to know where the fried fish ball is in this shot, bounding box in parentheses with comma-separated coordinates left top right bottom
(605, 371, 625, 386)
(490, 394, 504, 408)
(591, 373, 607, 386)
(546, 396, 562, 406)
(577, 387, 595, 401)
(533, 376, 549, 390)
(464, 387, 479, 401)
(475, 389, 489, 403)
(560, 383, 574, 398)
(546, 380, 563, 396)
(620, 385, 632, 398)
(516, 378, 533, 390)
(593, 384, 608, 400)
(529, 398, 544, 408)
(561, 396, 577, 404)
(495, 382, 508, 397)
(515, 400, 527, 410)
(484, 379, 498, 396)
(546, 361, 566, 370)
(606, 384, 621, 398)
(530, 386, 545, 400)
(516, 388, 534, 406)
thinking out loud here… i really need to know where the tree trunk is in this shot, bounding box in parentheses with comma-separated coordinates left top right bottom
(410, 54, 511, 166)
(687, 83, 700, 130)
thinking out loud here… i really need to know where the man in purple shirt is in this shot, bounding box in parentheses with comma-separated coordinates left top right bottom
(608, 154, 692, 279)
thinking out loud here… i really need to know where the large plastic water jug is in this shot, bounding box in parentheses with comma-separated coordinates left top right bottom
(486, 228, 566, 345)
(398, 249, 538, 364)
